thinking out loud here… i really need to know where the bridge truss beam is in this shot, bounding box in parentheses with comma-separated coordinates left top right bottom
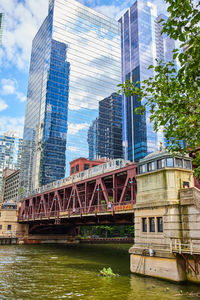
(19, 163, 137, 222)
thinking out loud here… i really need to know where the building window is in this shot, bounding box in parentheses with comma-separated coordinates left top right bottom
(71, 167, 74, 174)
(76, 164, 79, 172)
(175, 158, 183, 168)
(157, 159, 165, 169)
(139, 164, 146, 174)
(157, 217, 163, 232)
(149, 217, 155, 232)
(166, 158, 174, 167)
(183, 181, 189, 188)
(0, 225, 2, 230)
(142, 218, 147, 232)
(147, 161, 155, 172)
(184, 160, 191, 169)
(7, 225, 11, 230)
(84, 164, 89, 170)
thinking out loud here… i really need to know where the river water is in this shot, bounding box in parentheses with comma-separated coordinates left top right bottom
(0, 244, 199, 300)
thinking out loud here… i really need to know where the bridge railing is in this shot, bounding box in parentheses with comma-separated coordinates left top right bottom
(170, 238, 200, 255)
(18, 201, 134, 221)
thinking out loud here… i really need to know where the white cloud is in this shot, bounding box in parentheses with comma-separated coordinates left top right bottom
(1, 78, 26, 102)
(0, 0, 48, 70)
(95, 4, 124, 19)
(1, 79, 16, 94)
(94, 0, 134, 20)
(68, 123, 90, 135)
(0, 99, 8, 112)
(0, 116, 24, 137)
(67, 146, 81, 153)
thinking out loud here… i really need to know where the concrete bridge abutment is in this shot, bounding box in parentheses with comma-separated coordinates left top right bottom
(129, 152, 200, 283)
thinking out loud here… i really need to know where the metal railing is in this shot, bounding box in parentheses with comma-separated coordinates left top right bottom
(170, 238, 200, 255)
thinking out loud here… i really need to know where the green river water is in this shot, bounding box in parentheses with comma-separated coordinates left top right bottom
(0, 244, 199, 300)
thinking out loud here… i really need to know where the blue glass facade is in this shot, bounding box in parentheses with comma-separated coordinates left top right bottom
(20, 4, 70, 191)
(88, 93, 123, 160)
(20, 0, 121, 192)
(41, 40, 70, 185)
(119, 1, 174, 162)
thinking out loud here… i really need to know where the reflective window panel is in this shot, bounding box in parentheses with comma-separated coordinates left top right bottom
(20, 0, 122, 192)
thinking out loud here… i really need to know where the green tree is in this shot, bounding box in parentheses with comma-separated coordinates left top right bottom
(118, 0, 200, 177)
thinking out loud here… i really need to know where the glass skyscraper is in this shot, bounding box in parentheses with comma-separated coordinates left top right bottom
(0, 132, 23, 194)
(119, 1, 175, 162)
(0, 13, 5, 46)
(88, 93, 123, 160)
(20, 0, 121, 193)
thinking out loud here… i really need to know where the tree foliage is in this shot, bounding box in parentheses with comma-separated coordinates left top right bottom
(118, 0, 200, 177)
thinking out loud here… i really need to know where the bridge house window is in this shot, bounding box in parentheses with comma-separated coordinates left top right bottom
(166, 158, 174, 167)
(184, 160, 191, 169)
(183, 181, 189, 188)
(7, 225, 11, 230)
(157, 159, 165, 169)
(175, 158, 183, 168)
(71, 167, 75, 174)
(149, 217, 155, 232)
(139, 164, 146, 174)
(157, 217, 163, 232)
(142, 218, 147, 232)
(76, 164, 79, 172)
(147, 161, 156, 172)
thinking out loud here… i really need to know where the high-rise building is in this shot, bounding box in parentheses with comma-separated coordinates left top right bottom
(119, 1, 176, 162)
(88, 93, 123, 160)
(20, 0, 121, 193)
(1, 169, 20, 203)
(0, 132, 23, 195)
(0, 13, 5, 46)
(155, 14, 176, 65)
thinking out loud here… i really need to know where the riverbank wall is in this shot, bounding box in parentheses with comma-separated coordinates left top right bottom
(79, 238, 134, 244)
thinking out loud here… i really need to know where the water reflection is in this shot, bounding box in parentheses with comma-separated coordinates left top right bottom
(0, 244, 199, 300)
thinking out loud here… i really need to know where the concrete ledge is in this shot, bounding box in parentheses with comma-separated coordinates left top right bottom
(130, 253, 186, 282)
(129, 246, 173, 259)
(134, 201, 179, 209)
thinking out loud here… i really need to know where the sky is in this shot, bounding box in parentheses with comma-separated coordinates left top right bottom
(0, 0, 168, 138)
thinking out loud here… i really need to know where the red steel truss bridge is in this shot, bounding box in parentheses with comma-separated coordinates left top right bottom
(18, 159, 137, 233)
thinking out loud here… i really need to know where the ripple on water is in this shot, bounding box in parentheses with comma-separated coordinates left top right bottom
(0, 244, 199, 300)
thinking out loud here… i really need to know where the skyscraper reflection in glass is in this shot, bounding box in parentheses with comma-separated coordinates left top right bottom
(88, 93, 123, 160)
(119, 1, 176, 162)
(20, 0, 121, 192)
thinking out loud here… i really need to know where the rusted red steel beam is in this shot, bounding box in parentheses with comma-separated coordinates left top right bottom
(19, 163, 137, 221)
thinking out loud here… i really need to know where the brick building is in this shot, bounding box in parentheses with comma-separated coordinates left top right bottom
(70, 158, 106, 175)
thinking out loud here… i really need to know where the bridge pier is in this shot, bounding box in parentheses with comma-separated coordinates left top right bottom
(129, 152, 200, 283)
